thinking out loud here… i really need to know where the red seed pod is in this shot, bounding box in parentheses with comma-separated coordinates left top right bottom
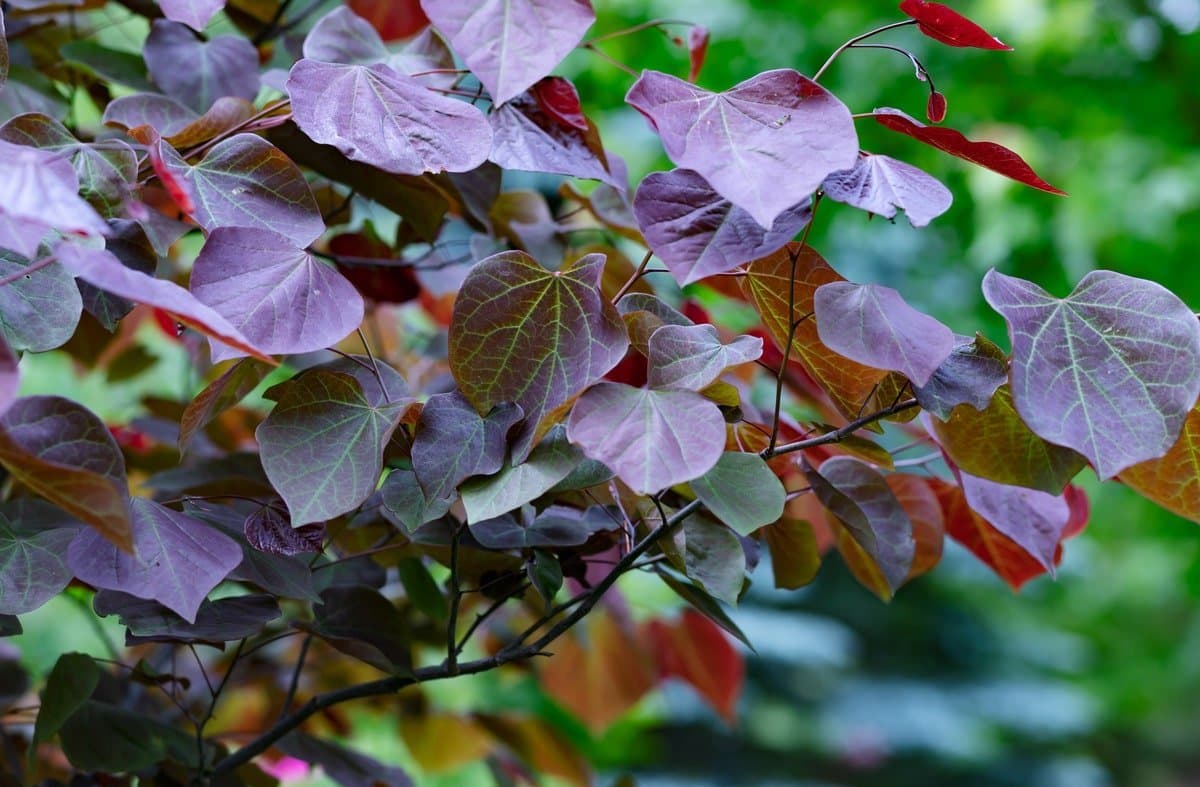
(926, 91, 948, 123)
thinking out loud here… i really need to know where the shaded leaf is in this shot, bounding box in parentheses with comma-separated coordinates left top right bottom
(411, 391, 522, 504)
(33, 653, 100, 752)
(887, 474, 945, 579)
(156, 133, 326, 245)
(60, 701, 196, 773)
(930, 386, 1086, 493)
(688, 25, 709, 82)
(450, 251, 628, 459)
(0, 247, 82, 352)
(143, 20, 259, 113)
(77, 220, 157, 331)
(627, 69, 857, 227)
(396, 557, 449, 621)
(381, 469, 453, 534)
(0, 139, 107, 256)
(656, 570, 753, 649)
(257, 370, 408, 525)
(983, 269, 1200, 479)
(56, 242, 274, 363)
(822, 152, 952, 227)
(914, 332, 1007, 419)
(804, 456, 914, 594)
(164, 96, 256, 149)
(420, 0, 595, 105)
(95, 590, 280, 645)
(461, 426, 584, 521)
(762, 518, 820, 590)
(648, 323, 762, 391)
(899, 0, 1012, 50)
(646, 609, 743, 723)
(634, 168, 812, 285)
(0, 514, 77, 615)
(471, 505, 607, 549)
(0, 396, 131, 550)
(815, 281, 955, 386)
(1121, 403, 1200, 523)
(67, 498, 242, 622)
(681, 514, 745, 605)
(160, 0, 225, 31)
(191, 227, 365, 362)
(287, 59, 492, 176)
(690, 452, 785, 536)
(305, 586, 411, 674)
(567, 383, 726, 495)
(927, 90, 948, 123)
(874, 108, 1065, 195)
(303, 5, 392, 64)
(0, 8, 6, 89)
(0, 337, 15, 418)
(278, 732, 414, 787)
(179, 358, 272, 451)
(244, 505, 324, 555)
(311, 354, 411, 407)
(400, 713, 495, 774)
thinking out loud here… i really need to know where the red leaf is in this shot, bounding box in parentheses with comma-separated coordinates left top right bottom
(645, 609, 744, 723)
(347, 0, 428, 41)
(899, 0, 1012, 50)
(146, 137, 195, 215)
(328, 233, 421, 304)
(926, 90, 947, 123)
(1063, 484, 1090, 540)
(687, 25, 710, 82)
(152, 308, 185, 343)
(532, 77, 588, 132)
(873, 108, 1066, 195)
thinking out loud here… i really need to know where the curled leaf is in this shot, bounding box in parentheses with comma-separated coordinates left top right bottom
(899, 0, 1012, 50)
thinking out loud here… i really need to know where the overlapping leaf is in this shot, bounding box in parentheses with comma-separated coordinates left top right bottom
(914, 333, 1007, 419)
(645, 609, 743, 723)
(278, 733, 415, 787)
(0, 247, 82, 352)
(984, 269, 1200, 479)
(287, 59, 492, 176)
(566, 382, 725, 494)
(449, 252, 628, 459)
(67, 498, 241, 622)
(191, 227, 365, 362)
(1121, 403, 1200, 523)
(874, 108, 1065, 195)
(0, 514, 78, 615)
(178, 358, 272, 451)
(690, 452, 785, 536)
(410, 391, 522, 504)
(647, 324, 762, 392)
(815, 281, 955, 386)
(626, 69, 857, 227)
(461, 426, 584, 521)
(761, 518, 820, 590)
(159, 0, 225, 31)
(899, 0, 1012, 50)
(349, 0, 429, 41)
(804, 457, 915, 594)
(887, 474, 945, 579)
(143, 21, 259, 113)
(102, 94, 197, 136)
(56, 243, 273, 362)
(420, 0, 595, 105)
(742, 243, 895, 420)
(258, 371, 408, 525)
(0, 396, 131, 550)
(156, 134, 326, 245)
(960, 471, 1070, 573)
(0, 139, 107, 256)
(634, 169, 812, 285)
(304, 586, 411, 674)
(304, 7, 453, 84)
(243, 506, 324, 556)
(380, 469, 452, 534)
(822, 152, 953, 227)
(471, 505, 608, 549)
(95, 590, 280, 645)
(929, 387, 1085, 493)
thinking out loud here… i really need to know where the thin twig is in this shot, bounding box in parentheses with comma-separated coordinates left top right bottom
(613, 250, 654, 303)
(279, 635, 312, 721)
(764, 399, 920, 459)
(356, 327, 391, 402)
(813, 19, 918, 83)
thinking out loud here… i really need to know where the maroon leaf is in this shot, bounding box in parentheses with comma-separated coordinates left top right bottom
(159, 0, 225, 31)
(420, 0, 596, 105)
(143, 21, 259, 113)
(156, 134, 326, 245)
(804, 457, 915, 594)
(243, 505, 325, 556)
(55, 242, 274, 363)
(287, 59, 492, 176)
(634, 169, 812, 285)
(449, 251, 629, 460)
(626, 69, 857, 227)
(687, 26, 710, 83)
(410, 392, 523, 504)
(67, 498, 242, 622)
(490, 79, 617, 186)
(822, 152, 953, 227)
(873, 108, 1066, 195)
(533, 77, 588, 131)
(347, 0, 429, 41)
(0, 396, 132, 551)
(959, 471, 1070, 572)
(191, 227, 365, 363)
(927, 91, 948, 123)
(814, 281, 956, 386)
(178, 358, 272, 451)
(0, 139, 107, 255)
(566, 382, 726, 495)
(899, 0, 1012, 51)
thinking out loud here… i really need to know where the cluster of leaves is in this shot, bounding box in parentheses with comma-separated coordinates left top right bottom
(0, 0, 1198, 783)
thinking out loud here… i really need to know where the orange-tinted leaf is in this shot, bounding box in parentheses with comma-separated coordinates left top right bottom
(476, 715, 590, 787)
(836, 526, 892, 601)
(347, 0, 429, 40)
(163, 97, 256, 149)
(1121, 404, 1200, 523)
(539, 611, 657, 734)
(398, 713, 495, 773)
(874, 108, 1066, 195)
(899, 0, 1012, 50)
(930, 478, 1056, 591)
(761, 517, 821, 589)
(887, 473, 945, 579)
(644, 609, 744, 723)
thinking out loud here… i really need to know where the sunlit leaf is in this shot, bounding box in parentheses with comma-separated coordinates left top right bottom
(960, 471, 1070, 573)
(420, 0, 595, 105)
(102, 93, 197, 136)
(257, 370, 408, 525)
(822, 152, 953, 227)
(690, 451, 785, 536)
(627, 69, 857, 227)
(635, 169, 812, 286)
(0, 8, 7, 89)
(566, 382, 726, 495)
(0, 396, 131, 550)
(143, 20, 259, 113)
(984, 269, 1200, 479)
(67, 498, 242, 622)
(191, 227, 365, 362)
(450, 251, 628, 459)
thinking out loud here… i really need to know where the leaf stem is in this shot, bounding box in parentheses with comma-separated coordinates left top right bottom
(614, 250, 655, 303)
(813, 19, 918, 83)
(356, 327, 391, 403)
(0, 255, 57, 289)
(763, 399, 920, 459)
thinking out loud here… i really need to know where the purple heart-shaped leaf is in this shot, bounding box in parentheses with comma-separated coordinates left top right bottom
(914, 333, 1008, 420)
(822, 152, 953, 227)
(626, 69, 857, 227)
(143, 20, 259, 113)
(102, 93, 198, 136)
(958, 471, 1069, 572)
(158, 0, 225, 31)
(0, 139, 107, 250)
(647, 323, 763, 391)
(411, 391, 523, 504)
